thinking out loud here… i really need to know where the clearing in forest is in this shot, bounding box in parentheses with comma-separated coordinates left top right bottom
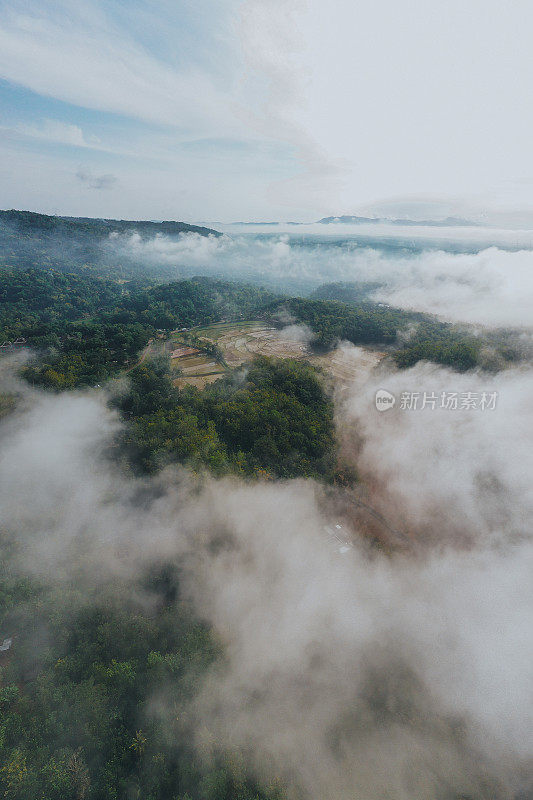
(166, 321, 385, 389)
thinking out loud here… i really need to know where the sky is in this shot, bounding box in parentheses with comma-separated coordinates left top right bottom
(1, 0, 533, 223)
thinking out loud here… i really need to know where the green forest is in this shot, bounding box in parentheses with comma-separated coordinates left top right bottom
(0, 279, 338, 799)
(1, 270, 279, 388)
(286, 288, 522, 371)
(118, 356, 335, 480)
(0, 210, 219, 276)
(0, 221, 528, 799)
(0, 566, 284, 800)
(2, 265, 520, 393)
(0, 265, 339, 800)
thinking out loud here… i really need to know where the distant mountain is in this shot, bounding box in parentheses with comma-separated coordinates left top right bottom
(230, 215, 483, 227)
(317, 214, 481, 227)
(231, 221, 301, 226)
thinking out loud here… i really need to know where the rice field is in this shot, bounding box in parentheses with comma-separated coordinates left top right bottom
(163, 321, 385, 389)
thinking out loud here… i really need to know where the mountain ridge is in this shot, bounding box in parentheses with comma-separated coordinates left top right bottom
(0, 209, 221, 239)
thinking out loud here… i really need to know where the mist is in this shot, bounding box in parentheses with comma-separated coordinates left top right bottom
(3, 1, 533, 796)
(3, 210, 533, 329)
(109, 228, 533, 327)
(1, 353, 532, 800)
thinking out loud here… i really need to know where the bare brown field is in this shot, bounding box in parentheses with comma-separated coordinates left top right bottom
(311, 346, 386, 389)
(172, 353, 226, 388)
(192, 322, 386, 387)
(141, 321, 385, 389)
(174, 374, 223, 389)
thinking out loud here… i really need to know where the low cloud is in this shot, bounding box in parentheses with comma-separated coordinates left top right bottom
(110, 229, 533, 327)
(14, 118, 94, 148)
(370, 247, 533, 329)
(337, 356, 533, 546)
(278, 322, 314, 345)
(1, 355, 533, 798)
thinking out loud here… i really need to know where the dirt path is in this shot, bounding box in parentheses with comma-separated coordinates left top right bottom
(125, 339, 153, 373)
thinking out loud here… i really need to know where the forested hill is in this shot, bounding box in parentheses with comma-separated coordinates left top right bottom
(1, 269, 281, 388)
(0, 209, 220, 275)
(310, 280, 384, 304)
(0, 210, 220, 240)
(1, 266, 526, 388)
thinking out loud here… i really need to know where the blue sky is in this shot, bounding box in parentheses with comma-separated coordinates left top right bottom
(1, 0, 533, 223)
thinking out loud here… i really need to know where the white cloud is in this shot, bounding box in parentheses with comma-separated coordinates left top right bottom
(2, 0, 533, 219)
(111, 229, 533, 327)
(16, 118, 91, 148)
(0, 1, 244, 137)
(2, 364, 533, 797)
(368, 247, 533, 328)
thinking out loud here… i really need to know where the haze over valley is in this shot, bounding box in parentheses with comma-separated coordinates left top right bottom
(1, 2, 533, 799)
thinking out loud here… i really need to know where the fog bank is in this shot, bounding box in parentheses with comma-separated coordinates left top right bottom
(1, 361, 532, 799)
(110, 230, 533, 328)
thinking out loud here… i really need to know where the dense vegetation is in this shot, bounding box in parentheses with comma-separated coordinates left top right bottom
(0, 266, 340, 798)
(1, 223, 529, 800)
(0, 210, 528, 374)
(0, 267, 129, 343)
(278, 296, 416, 349)
(0, 210, 219, 240)
(310, 280, 384, 303)
(0, 569, 283, 800)
(118, 356, 335, 480)
(0, 269, 279, 389)
(0, 210, 219, 276)
(290, 284, 523, 372)
(393, 320, 482, 370)
(1, 266, 524, 393)
(0, 270, 338, 799)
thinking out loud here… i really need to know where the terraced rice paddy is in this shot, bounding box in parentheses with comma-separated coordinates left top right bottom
(164, 321, 385, 389)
